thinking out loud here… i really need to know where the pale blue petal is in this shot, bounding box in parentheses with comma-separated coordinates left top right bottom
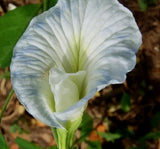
(11, 0, 142, 128)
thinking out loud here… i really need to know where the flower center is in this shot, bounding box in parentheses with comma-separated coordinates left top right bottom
(49, 68, 86, 112)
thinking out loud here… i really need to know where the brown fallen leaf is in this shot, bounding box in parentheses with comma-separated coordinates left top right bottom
(96, 124, 107, 132)
(35, 120, 46, 127)
(158, 139, 160, 149)
(89, 131, 102, 142)
(10, 143, 19, 149)
(49, 138, 57, 146)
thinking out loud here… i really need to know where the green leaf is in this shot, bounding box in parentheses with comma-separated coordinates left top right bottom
(0, 134, 9, 149)
(86, 141, 102, 149)
(0, 71, 10, 79)
(0, 4, 41, 68)
(129, 147, 144, 149)
(10, 123, 28, 134)
(15, 137, 44, 149)
(47, 145, 58, 149)
(143, 0, 158, 5)
(142, 131, 160, 140)
(0, 89, 14, 123)
(78, 112, 93, 142)
(138, 0, 147, 11)
(120, 93, 131, 112)
(129, 131, 160, 149)
(150, 112, 160, 128)
(43, 0, 58, 11)
(97, 132, 122, 142)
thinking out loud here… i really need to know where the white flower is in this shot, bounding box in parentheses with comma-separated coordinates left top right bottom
(10, 0, 142, 129)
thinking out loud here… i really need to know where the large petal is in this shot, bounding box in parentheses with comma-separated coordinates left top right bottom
(11, 0, 142, 128)
(51, 0, 142, 123)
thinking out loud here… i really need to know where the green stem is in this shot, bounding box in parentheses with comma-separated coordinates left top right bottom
(57, 128, 68, 149)
(56, 127, 77, 149)
(42, 0, 48, 12)
(51, 116, 82, 149)
(51, 127, 58, 145)
(0, 89, 14, 123)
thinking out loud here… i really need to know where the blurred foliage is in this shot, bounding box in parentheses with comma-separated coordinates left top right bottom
(129, 131, 160, 149)
(120, 93, 131, 112)
(10, 123, 28, 134)
(0, 134, 9, 149)
(138, 0, 158, 11)
(0, 135, 58, 149)
(78, 112, 93, 142)
(48, 146, 58, 149)
(86, 141, 102, 149)
(97, 132, 122, 142)
(0, 0, 58, 68)
(0, 4, 41, 68)
(43, 0, 58, 11)
(15, 137, 44, 149)
(150, 112, 160, 128)
(0, 71, 10, 79)
(0, 0, 160, 148)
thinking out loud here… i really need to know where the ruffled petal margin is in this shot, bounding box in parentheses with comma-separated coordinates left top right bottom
(11, 0, 142, 128)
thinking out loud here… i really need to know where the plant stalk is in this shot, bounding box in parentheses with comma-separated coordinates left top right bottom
(51, 116, 82, 149)
(0, 89, 14, 123)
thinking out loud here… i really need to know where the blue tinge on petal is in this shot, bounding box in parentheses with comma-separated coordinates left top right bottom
(10, 0, 142, 128)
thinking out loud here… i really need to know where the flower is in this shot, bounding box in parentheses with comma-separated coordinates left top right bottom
(10, 0, 142, 129)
